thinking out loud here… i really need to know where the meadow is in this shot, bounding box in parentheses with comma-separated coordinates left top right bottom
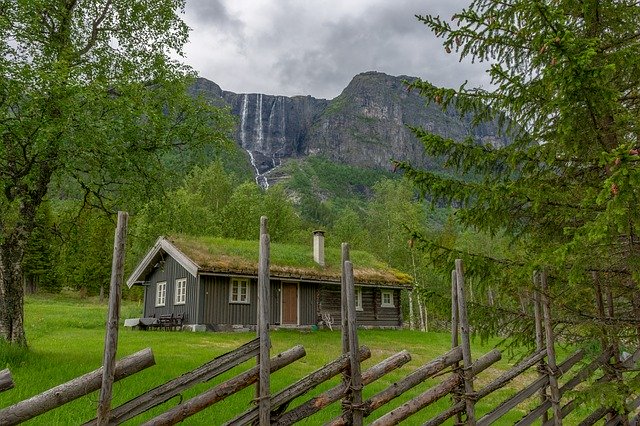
(1, 292, 557, 425)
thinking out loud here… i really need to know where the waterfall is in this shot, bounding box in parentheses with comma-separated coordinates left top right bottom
(240, 94, 269, 189)
(266, 96, 286, 169)
(256, 94, 264, 151)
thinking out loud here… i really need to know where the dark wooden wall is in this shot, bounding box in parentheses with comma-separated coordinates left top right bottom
(299, 282, 317, 325)
(317, 285, 402, 327)
(201, 276, 282, 327)
(142, 256, 199, 323)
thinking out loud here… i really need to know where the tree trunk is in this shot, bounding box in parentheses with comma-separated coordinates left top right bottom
(417, 296, 425, 332)
(0, 234, 29, 346)
(408, 290, 415, 330)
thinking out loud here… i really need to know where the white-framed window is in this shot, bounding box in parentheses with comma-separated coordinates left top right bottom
(174, 278, 187, 305)
(355, 287, 363, 311)
(230, 278, 250, 304)
(381, 290, 394, 308)
(155, 281, 166, 307)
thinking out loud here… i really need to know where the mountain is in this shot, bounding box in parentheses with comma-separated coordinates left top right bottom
(190, 71, 508, 188)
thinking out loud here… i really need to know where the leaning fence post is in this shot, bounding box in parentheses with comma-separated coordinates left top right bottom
(257, 216, 271, 426)
(345, 260, 363, 426)
(540, 269, 562, 425)
(455, 259, 476, 425)
(97, 211, 128, 426)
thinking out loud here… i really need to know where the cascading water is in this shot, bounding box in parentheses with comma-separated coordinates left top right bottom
(238, 93, 290, 190)
(240, 94, 269, 189)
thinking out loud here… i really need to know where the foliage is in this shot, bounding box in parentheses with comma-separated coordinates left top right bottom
(396, 0, 640, 402)
(0, 0, 234, 345)
(21, 203, 59, 294)
(53, 203, 115, 297)
(282, 156, 395, 226)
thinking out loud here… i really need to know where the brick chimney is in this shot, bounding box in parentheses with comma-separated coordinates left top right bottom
(313, 230, 325, 266)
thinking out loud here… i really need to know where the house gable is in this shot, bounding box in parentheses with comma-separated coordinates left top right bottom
(126, 237, 199, 287)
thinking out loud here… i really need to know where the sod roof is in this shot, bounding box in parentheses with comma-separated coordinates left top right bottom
(165, 235, 412, 287)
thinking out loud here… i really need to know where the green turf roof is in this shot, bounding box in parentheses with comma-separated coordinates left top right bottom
(168, 235, 412, 287)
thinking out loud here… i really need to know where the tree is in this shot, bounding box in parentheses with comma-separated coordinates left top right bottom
(0, 0, 233, 345)
(397, 0, 640, 402)
(22, 203, 59, 294)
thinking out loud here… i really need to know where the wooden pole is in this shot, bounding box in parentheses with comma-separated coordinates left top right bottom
(523, 349, 613, 425)
(451, 269, 459, 348)
(344, 260, 363, 426)
(341, 242, 350, 354)
(455, 259, 476, 424)
(325, 347, 462, 425)
(141, 345, 306, 426)
(370, 349, 500, 426)
(227, 346, 372, 426)
(83, 339, 261, 425)
(97, 211, 128, 426)
(340, 243, 351, 416)
(0, 369, 14, 393)
(451, 269, 462, 425)
(361, 347, 463, 417)
(428, 349, 584, 426)
(533, 271, 549, 423)
(257, 216, 271, 426)
(540, 269, 562, 425)
(273, 350, 411, 425)
(0, 348, 155, 426)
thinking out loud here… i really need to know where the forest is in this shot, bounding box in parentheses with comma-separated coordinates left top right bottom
(27, 152, 465, 333)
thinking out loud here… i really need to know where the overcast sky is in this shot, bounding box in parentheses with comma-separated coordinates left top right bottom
(181, 0, 490, 100)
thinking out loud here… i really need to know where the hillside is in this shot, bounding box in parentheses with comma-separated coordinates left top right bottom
(190, 71, 507, 190)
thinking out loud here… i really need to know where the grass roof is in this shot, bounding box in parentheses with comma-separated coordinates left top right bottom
(168, 235, 412, 287)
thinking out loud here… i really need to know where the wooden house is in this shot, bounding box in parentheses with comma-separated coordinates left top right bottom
(126, 233, 412, 331)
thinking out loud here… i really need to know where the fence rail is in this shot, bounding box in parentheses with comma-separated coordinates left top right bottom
(2, 214, 638, 424)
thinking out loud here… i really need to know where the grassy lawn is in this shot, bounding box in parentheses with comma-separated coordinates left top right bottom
(0, 293, 572, 425)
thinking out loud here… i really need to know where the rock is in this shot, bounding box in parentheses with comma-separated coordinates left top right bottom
(190, 71, 508, 187)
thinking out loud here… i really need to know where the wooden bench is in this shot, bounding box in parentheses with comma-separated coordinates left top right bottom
(156, 313, 185, 331)
(158, 314, 174, 330)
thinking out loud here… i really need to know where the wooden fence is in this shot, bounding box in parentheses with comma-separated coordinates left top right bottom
(1, 214, 639, 424)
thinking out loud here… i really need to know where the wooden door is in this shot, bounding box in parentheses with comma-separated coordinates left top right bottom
(281, 282, 298, 325)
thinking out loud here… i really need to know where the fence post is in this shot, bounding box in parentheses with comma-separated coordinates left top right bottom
(533, 271, 549, 423)
(455, 259, 476, 425)
(540, 269, 562, 425)
(345, 260, 363, 426)
(340, 243, 352, 415)
(451, 269, 463, 425)
(97, 211, 128, 425)
(341, 243, 350, 355)
(257, 216, 271, 426)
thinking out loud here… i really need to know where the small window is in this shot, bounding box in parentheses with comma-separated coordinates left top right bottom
(230, 278, 250, 304)
(174, 278, 187, 305)
(355, 287, 363, 311)
(155, 281, 166, 307)
(381, 290, 394, 308)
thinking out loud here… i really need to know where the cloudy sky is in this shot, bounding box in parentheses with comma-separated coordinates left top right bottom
(181, 0, 490, 100)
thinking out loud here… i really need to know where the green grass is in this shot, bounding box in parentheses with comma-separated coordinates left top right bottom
(1, 293, 566, 425)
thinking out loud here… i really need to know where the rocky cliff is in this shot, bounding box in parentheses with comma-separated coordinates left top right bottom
(191, 71, 507, 188)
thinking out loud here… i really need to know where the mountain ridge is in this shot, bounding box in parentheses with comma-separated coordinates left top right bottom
(190, 71, 507, 188)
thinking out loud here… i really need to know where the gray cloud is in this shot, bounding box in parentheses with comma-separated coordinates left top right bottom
(186, 0, 243, 29)
(182, 0, 490, 99)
